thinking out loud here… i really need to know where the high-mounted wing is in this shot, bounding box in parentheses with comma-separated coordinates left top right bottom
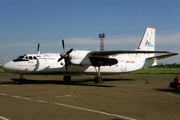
(88, 50, 175, 67)
(89, 50, 170, 56)
(147, 53, 179, 60)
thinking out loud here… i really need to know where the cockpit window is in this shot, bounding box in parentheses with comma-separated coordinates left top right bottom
(13, 55, 37, 62)
(13, 55, 29, 62)
(17, 55, 25, 60)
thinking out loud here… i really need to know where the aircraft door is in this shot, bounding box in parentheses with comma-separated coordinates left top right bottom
(27, 56, 37, 71)
(120, 60, 127, 72)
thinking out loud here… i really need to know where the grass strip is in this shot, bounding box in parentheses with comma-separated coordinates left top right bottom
(0, 68, 6, 73)
(131, 68, 180, 74)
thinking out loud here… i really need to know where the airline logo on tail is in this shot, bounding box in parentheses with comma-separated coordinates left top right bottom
(145, 40, 153, 47)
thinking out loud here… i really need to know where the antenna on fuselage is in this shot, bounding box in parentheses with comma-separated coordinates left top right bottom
(37, 43, 40, 54)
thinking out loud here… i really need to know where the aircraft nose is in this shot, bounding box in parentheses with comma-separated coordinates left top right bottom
(2, 61, 14, 72)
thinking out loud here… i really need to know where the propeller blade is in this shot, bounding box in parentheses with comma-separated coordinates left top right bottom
(57, 57, 63, 62)
(57, 39, 73, 71)
(34, 58, 40, 71)
(67, 48, 73, 54)
(65, 58, 68, 71)
(37, 43, 40, 54)
(62, 39, 65, 53)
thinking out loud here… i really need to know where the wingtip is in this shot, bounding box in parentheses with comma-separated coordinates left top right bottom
(173, 53, 179, 55)
(165, 51, 171, 53)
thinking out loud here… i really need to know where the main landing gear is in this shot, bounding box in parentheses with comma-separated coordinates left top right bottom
(94, 67, 103, 84)
(94, 76, 103, 83)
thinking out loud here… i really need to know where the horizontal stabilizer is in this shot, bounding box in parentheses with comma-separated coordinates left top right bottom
(147, 53, 179, 60)
(89, 50, 170, 56)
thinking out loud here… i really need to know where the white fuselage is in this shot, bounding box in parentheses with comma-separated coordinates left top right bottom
(2, 50, 155, 75)
(1, 26, 178, 84)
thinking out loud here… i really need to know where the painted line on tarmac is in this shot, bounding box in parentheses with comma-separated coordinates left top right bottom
(11, 95, 22, 98)
(0, 93, 136, 120)
(168, 92, 180, 98)
(54, 102, 136, 120)
(57, 95, 76, 97)
(0, 116, 9, 120)
(23, 97, 32, 100)
(36, 100, 47, 103)
(0, 93, 7, 96)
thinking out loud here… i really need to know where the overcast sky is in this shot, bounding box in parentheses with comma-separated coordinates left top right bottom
(1, 0, 180, 64)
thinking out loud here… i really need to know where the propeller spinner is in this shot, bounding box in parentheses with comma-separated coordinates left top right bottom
(57, 40, 73, 71)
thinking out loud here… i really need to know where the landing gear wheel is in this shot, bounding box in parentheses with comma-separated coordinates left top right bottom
(94, 76, 103, 84)
(169, 82, 174, 88)
(63, 76, 71, 82)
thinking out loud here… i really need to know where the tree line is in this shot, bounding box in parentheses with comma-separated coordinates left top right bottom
(153, 63, 180, 68)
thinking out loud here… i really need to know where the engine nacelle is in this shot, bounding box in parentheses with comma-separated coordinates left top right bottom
(69, 50, 92, 66)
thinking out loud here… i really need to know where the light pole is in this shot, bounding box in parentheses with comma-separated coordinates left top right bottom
(99, 33, 105, 51)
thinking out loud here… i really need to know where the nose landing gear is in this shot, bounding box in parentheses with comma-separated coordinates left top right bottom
(19, 74, 26, 84)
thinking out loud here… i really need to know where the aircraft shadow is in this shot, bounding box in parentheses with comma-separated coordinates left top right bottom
(103, 78, 133, 82)
(0, 78, 134, 88)
(154, 88, 180, 93)
(1, 78, 114, 87)
(112, 119, 123, 120)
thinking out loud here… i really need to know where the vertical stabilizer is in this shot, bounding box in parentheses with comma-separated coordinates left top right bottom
(138, 26, 155, 51)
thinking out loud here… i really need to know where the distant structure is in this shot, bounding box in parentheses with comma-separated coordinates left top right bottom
(99, 33, 105, 51)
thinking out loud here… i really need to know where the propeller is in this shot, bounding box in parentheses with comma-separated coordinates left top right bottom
(37, 43, 40, 54)
(57, 39, 73, 71)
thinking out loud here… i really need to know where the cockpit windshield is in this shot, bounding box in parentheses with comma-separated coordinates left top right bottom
(13, 55, 37, 62)
(17, 55, 27, 60)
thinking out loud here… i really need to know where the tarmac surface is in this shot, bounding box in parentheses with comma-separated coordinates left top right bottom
(0, 73, 180, 120)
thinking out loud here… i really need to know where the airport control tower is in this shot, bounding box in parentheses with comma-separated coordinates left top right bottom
(99, 33, 105, 51)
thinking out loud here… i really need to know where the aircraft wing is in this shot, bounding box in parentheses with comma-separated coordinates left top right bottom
(147, 53, 179, 60)
(89, 50, 170, 56)
(87, 50, 173, 67)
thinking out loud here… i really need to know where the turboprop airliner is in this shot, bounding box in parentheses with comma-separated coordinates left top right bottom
(2, 26, 179, 84)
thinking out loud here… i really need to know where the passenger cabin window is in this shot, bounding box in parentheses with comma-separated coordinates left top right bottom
(33, 56, 37, 59)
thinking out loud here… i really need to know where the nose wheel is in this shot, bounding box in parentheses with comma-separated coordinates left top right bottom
(19, 74, 26, 84)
